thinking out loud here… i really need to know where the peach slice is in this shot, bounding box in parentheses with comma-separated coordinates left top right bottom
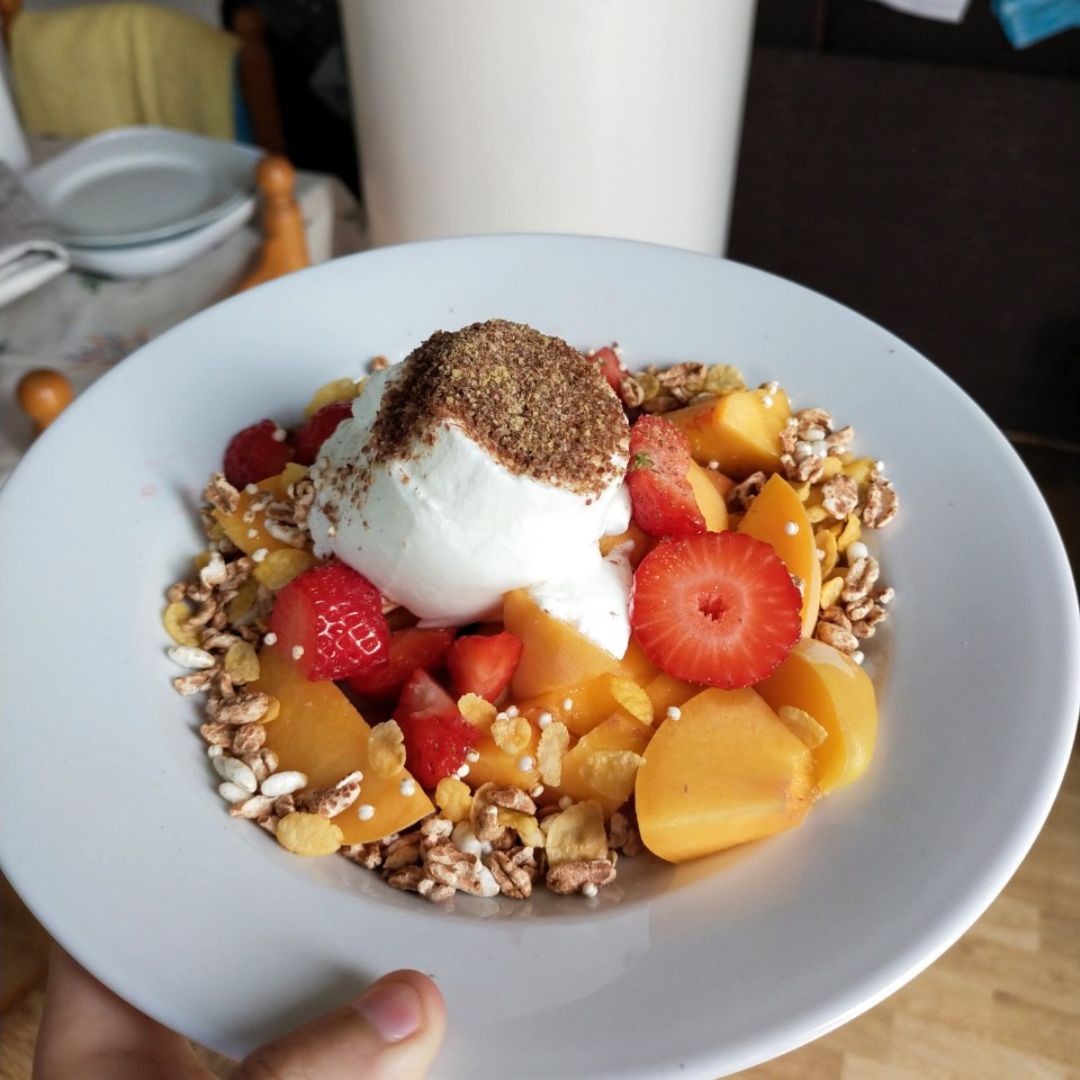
(466, 722, 541, 790)
(643, 672, 699, 716)
(503, 588, 623, 699)
(599, 521, 654, 568)
(665, 387, 791, 478)
(518, 671, 652, 736)
(737, 473, 822, 637)
(214, 462, 309, 557)
(755, 637, 878, 793)
(686, 461, 729, 531)
(255, 644, 433, 844)
(635, 687, 814, 863)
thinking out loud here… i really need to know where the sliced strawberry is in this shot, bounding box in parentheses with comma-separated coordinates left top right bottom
(591, 345, 628, 393)
(294, 399, 354, 466)
(269, 560, 390, 682)
(446, 631, 523, 702)
(394, 668, 478, 788)
(626, 414, 706, 538)
(346, 627, 455, 700)
(630, 532, 801, 689)
(223, 419, 294, 489)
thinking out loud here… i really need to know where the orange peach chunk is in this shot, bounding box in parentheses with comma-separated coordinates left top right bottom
(255, 645, 432, 844)
(686, 460, 729, 532)
(598, 521, 654, 568)
(215, 463, 309, 557)
(737, 473, 821, 637)
(665, 387, 791, 478)
(503, 588, 623, 699)
(755, 637, 877, 793)
(635, 687, 814, 863)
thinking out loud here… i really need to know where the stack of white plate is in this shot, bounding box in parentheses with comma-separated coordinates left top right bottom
(23, 126, 262, 279)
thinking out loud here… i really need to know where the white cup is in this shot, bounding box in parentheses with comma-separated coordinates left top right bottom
(342, 0, 757, 255)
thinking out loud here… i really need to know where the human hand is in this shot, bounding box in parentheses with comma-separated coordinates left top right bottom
(34, 946, 446, 1079)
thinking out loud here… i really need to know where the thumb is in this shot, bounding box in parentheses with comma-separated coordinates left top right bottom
(234, 969, 446, 1080)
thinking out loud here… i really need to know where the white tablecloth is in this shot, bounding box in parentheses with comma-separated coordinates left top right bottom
(0, 159, 365, 482)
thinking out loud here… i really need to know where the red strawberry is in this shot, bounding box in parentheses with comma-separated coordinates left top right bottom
(592, 345, 628, 392)
(269, 560, 390, 682)
(626, 414, 706, 538)
(223, 419, 294, 488)
(446, 631, 523, 702)
(346, 627, 456, 700)
(394, 668, 479, 788)
(630, 532, 801, 689)
(294, 399, 354, 466)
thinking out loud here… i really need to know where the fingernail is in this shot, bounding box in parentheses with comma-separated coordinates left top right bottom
(354, 979, 423, 1043)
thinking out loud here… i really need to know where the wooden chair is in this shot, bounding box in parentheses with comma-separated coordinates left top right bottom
(0, 0, 286, 154)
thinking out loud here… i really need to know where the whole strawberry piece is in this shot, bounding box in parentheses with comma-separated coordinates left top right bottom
(223, 419, 294, 488)
(631, 531, 801, 689)
(626, 414, 706, 538)
(294, 399, 354, 466)
(269, 560, 390, 682)
(394, 668, 478, 788)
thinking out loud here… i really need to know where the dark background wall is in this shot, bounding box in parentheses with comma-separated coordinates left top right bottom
(729, 0, 1080, 442)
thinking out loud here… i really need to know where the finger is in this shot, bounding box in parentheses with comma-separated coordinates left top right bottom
(34, 946, 207, 1080)
(234, 969, 446, 1080)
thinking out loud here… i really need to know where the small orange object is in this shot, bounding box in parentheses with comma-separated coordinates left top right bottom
(235, 155, 310, 293)
(16, 368, 73, 431)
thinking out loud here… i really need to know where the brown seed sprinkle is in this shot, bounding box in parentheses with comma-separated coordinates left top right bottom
(360, 320, 629, 498)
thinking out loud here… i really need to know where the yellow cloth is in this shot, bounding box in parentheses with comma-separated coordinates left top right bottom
(11, 3, 239, 140)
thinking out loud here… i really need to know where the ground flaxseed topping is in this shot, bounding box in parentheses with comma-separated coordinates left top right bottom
(365, 320, 629, 496)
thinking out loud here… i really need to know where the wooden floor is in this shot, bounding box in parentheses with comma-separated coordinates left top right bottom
(2, 441, 1077, 1080)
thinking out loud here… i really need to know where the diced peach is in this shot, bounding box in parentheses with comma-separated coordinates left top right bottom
(503, 588, 623, 699)
(755, 637, 877, 793)
(466, 722, 541, 790)
(598, 521, 654, 567)
(518, 672, 646, 736)
(666, 388, 791, 478)
(545, 713, 653, 817)
(255, 645, 433, 844)
(737, 473, 821, 637)
(215, 463, 309, 556)
(635, 687, 814, 863)
(617, 637, 661, 687)
(644, 672, 699, 715)
(686, 461, 729, 531)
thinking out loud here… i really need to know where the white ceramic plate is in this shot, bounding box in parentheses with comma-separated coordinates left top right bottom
(23, 127, 261, 248)
(66, 194, 255, 279)
(0, 236, 1076, 1079)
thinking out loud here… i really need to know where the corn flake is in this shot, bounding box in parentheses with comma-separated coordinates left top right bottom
(491, 715, 532, 756)
(254, 549, 317, 591)
(778, 705, 829, 749)
(304, 377, 362, 417)
(545, 801, 608, 865)
(609, 678, 653, 725)
(163, 601, 199, 646)
(261, 695, 281, 724)
(435, 776, 473, 822)
(836, 513, 862, 553)
(537, 720, 571, 786)
(582, 750, 644, 802)
(276, 812, 344, 856)
(368, 720, 407, 778)
(458, 693, 497, 731)
(843, 457, 876, 486)
(814, 528, 839, 578)
(820, 575, 845, 610)
(821, 456, 844, 479)
(193, 550, 212, 573)
(806, 505, 829, 525)
(224, 641, 260, 684)
(226, 578, 260, 622)
(497, 808, 545, 848)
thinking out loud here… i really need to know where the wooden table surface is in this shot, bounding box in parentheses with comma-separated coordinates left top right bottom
(2, 440, 1077, 1080)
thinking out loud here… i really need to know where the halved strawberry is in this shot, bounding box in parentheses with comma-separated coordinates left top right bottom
(346, 627, 456, 700)
(223, 419, 294, 488)
(626, 414, 706, 538)
(630, 532, 801, 689)
(294, 399, 354, 466)
(269, 560, 390, 682)
(591, 345, 628, 393)
(394, 668, 479, 788)
(446, 631, 523, 702)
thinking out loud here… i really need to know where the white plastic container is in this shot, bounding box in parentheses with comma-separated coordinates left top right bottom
(342, 0, 757, 255)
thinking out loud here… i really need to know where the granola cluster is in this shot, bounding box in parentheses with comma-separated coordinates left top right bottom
(617, 360, 746, 414)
